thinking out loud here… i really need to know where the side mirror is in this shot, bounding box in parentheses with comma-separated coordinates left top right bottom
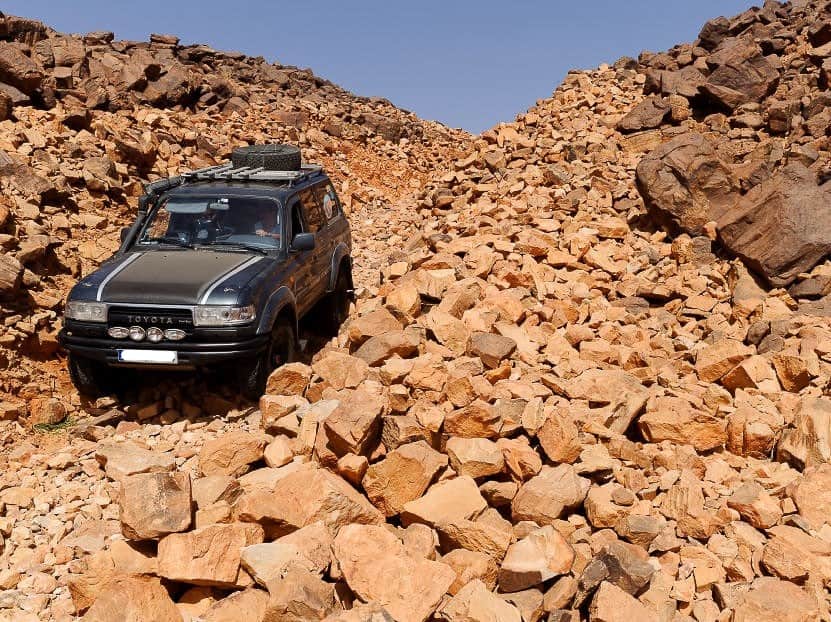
(291, 232, 316, 252)
(120, 226, 131, 243)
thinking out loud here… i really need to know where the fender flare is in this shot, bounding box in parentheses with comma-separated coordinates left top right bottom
(257, 286, 298, 335)
(327, 243, 352, 292)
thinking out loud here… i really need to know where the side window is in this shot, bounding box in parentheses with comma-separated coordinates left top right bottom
(297, 188, 324, 233)
(313, 182, 341, 222)
(290, 199, 305, 239)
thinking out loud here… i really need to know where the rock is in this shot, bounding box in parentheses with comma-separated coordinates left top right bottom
(695, 339, 753, 383)
(730, 577, 820, 622)
(312, 351, 369, 390)
(680, 544, 725, 591)
(203, 588, 269, 622)
(636, 132, 738, 235)
(234, 468, 383, 533)
(321, 603, 395, 622)
(348, 308, 402, 345)
(333, 524, 455, 622)
(119, 471, 191, 540)
(564, 369, 648, 434)
(701, 40, 780, 110)
(0, 253, 22, 294)
(777, 396, 831, 469)
(440, 579, 522, 622)
(771, 353, 811, 392)
(354, 330, 420, 366)
(401, 476, 487, 528)
(537, 412, 582, 464)
(28, 397, 66, 425)
(362, 441, 447, 516)
(446, 437, 504, 479)
(468, 332, 517, 369)
(726, 482, 782, 529)
(719, 163, 831, 287)
(265, 362, 312, 396)
(0, 42, 43, 95)
(512, 465, 590, 526)
(588, 581, 657, 622)
(789, 464, 831, 530)
(584, 484, 631, 529)
(199, 431, 266, 477)
(158, 522, 263, 587)
(498, 526, 574, 592)
(442, 549, 499, 594)
(638, 395, 726, 452)
(262, 567, 334, 622)
(616, 97, 671, 133)
(95, 441, 175, 481)
(80, 576, 181, 621)
(576, 542, 655, 603)
(761, 525, 831, 584)
(240, 521, 332, 586)
(263, 436, 294, 468)
(323, 388, 384, 456)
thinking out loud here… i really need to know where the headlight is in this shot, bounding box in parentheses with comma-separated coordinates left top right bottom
(193, 305, 256, 327)
(65, 301, 108, 323)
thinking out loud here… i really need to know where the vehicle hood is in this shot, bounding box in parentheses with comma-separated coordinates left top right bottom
(80, 250, 267, 305)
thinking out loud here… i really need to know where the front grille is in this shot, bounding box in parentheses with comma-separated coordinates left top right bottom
(108, 306, 194, 330)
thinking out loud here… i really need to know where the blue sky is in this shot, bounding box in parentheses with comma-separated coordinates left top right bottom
(6, 0, 754, 133)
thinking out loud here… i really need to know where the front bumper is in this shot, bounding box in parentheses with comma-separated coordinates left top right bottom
(58, 330, 270, 368)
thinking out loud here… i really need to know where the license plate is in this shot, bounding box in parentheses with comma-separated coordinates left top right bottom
(117, 349, 178, 364)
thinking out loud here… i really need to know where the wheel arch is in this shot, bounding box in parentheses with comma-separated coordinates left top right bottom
(257, 286, 298, 335)
(327, 244, 353, 292)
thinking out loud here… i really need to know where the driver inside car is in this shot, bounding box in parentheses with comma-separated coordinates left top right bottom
(254, 206, 281, 241)
(195, 207, 222, 243)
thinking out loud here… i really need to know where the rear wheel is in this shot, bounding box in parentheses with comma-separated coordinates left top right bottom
(320, 266, 352, 337)
(238, 319, 297, 401)
(68, 354, 115, 398)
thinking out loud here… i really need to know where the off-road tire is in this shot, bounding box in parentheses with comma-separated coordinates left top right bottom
(320, 266, 352, 337)
(68, 354, 114, 398)
(231, 144, 302, 171)
(238, 319, 297, 401)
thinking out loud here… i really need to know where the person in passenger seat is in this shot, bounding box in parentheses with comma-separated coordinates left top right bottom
(254, 206, 281, 241)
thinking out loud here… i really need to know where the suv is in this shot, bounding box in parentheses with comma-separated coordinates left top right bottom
(59, 145, 353, 400)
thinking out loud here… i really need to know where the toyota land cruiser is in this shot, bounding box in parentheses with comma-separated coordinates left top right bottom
(59, 145, 353, 400)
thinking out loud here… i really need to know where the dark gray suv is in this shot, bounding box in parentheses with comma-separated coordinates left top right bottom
(59, 145, 353, 399)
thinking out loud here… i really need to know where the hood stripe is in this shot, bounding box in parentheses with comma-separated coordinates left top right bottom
(198, 256, 263, 304)
(97, 253, 143, 302)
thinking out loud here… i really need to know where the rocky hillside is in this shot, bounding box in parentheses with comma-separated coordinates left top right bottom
(4, 1, 831, 622)
(0, 12, 470, 399)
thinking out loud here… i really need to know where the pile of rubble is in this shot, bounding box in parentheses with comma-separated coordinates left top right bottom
(4, 1, 831, 621)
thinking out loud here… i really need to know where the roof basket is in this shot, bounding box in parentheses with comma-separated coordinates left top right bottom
(181, 163, 324, 186)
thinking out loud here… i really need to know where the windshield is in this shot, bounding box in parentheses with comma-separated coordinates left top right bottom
(137, 196, 282, 251)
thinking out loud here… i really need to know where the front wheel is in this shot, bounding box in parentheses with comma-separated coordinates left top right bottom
(238, 319, 297, 401)
(68, 354, 115, 398)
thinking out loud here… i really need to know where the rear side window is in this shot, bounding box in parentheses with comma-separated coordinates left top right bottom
(297, 188, 324, 233)
(314, 182, 341, 222)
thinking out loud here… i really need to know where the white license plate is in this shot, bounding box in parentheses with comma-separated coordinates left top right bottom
(117, 349, 178, 364)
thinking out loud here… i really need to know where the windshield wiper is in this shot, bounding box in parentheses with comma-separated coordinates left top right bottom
(207, 241, 272, 255)
(142, 236, 195, 249)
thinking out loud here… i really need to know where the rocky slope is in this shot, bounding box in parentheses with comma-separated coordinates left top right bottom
(4, 1, 831, 621)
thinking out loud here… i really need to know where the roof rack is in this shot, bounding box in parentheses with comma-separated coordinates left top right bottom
(181, 163, 324, 186)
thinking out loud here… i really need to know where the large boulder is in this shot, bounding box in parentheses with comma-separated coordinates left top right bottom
(700, 38, 780, 110)
(333, 524, 454, 622)
(636, 132, 738, 235)
(0, 41, 43, 95)
(718, 163, 831, 287)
